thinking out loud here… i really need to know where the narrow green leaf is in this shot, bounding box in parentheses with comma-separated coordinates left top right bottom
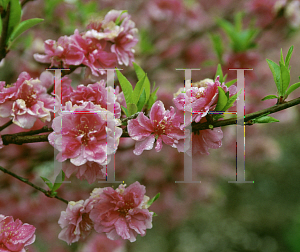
(215, 87, 228, 111)
(7, 0, 22, 41)
(261, 95, 277, 101)
(9, 18, 44, 43)
(225, 79, 237, 87)
(132, 74, 146, 105)
(133, 62, 150, 102)
(152, 212, 158, 216)
(280, 48, 284, 65)
(210, 33, 223, 63)
(253, 116, 279, 124)
(0, 17, 2, 35)
(223, 74, 227, 83)
(127, 103, 137, 116)
(215, 64, 223, 83)
(285, 82, 300, 99)
(266, 59, 282, 96)
(121, 105, 129, 117)
(279, 61, 290, 94)
(115, 10, 127, 26)
(147, 193, 160, 207)
(222, 88, 242, 111)
(147, 87, 159, 109)
(52, 170, 65, 192)
(234, 12, 243, 32)
(285, 45, 294, 67)
(41, 176, 53, 190)
(116, 69, 133, 105)
(137, 89, 147, 112)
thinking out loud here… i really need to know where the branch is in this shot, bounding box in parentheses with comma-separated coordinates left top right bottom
(0, 165, 68, 204)
(192, 97, 300, 131)
(0, 119, 13, 132)
(0, 2, 10, 61)
(1, 97, 300, 145)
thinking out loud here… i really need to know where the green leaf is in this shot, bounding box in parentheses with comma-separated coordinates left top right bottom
(127, 103, 137, 116)
(115, 10, 127, 26)
(215, 87, 228, 111)
(266, 59, 282, 96)
(152, 212, 158, 216)
(132, 74, 146, 105)
(225, 79, 237, 87)
(6, 0, 22, 42)
(0, 17, 2, 35)
(121, 105, 129, 117)
(133, 62, 150, 102)
(210, 33, 223, 63)
(285, 45, 294, 67)
(52, 170, 65, 192)
(41, 176, 53, 190)
(147, 193, 160, 207)
(223, 74, 227, 83)
(285, 82, 300, 99)
(214, 64, 223, 83)
(261, 95, 278, 101)
(253, 116, 279, 124)
(223, 88, 242, 111)
(116, 69, 133, 105)
(234, 12, 243, 32)
(139, 29, 155, 54)
(147, 87, 159, 109)
(280, 48, 284, 65)
(9, 18, 44, 43)
(279, 61, 290, 94)
(137, 89, 147, 111)
(0, 0, 9, 10)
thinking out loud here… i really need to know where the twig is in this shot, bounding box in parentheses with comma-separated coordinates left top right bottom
(0, 165, 68, 204)
(0, 119, 13, 132)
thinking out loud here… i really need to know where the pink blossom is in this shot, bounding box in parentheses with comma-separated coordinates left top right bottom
(63, 161, 106, 184)
(0, 72, 54, 129)
(102, 10, 138, 66)
(188, 118, 223, 155)
(127, 100, 185, 155)
(33, 35, 85, 68)
(0, 215, 36, 252)
(62, 80, 121, 118)
(89, 182, 153, 242)
(81, 233, 125, 252)
(48, 101, 122, 166)
(58, 199, 94, 245)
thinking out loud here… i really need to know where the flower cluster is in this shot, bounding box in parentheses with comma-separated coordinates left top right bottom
(0, 214, 36, 252)
(58, 182, 154, 244)
(0, 72, 54, 129)
(34, 10, 138, 76)
(127, 77, 236, 155)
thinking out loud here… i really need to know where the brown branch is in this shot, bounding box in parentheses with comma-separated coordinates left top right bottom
(0, 165, 68, 204)
(0, 2, 10, 61)
(0, 119, 13, 132)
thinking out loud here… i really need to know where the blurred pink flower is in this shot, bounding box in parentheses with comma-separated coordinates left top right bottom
(127, 100, 185, 155)
(0, 72, 54, 129)
(0, 215, 36, 252)
(81, 233, 125, 252)
(89, 182, 153, 242)
(48, 101, 122, 166)
(58, 199, 93, 245)
(63, 161, 106, 184)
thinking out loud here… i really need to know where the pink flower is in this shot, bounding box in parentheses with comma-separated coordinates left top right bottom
(33, 35, 85, 68)
(0, 215, 36, 252)
(127, 100, 185, 155)
(81, 233, 125, 252)
(63, 161, 106, 184)
(0, 72, 54, 129)
(188, 122, 223, 156)
(102, 10, 138, 66)
(48, 101, 122, 166)
(58, 199, 94, 245)
(89, 182, 153, 242)
(62, 80, 121, 118)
